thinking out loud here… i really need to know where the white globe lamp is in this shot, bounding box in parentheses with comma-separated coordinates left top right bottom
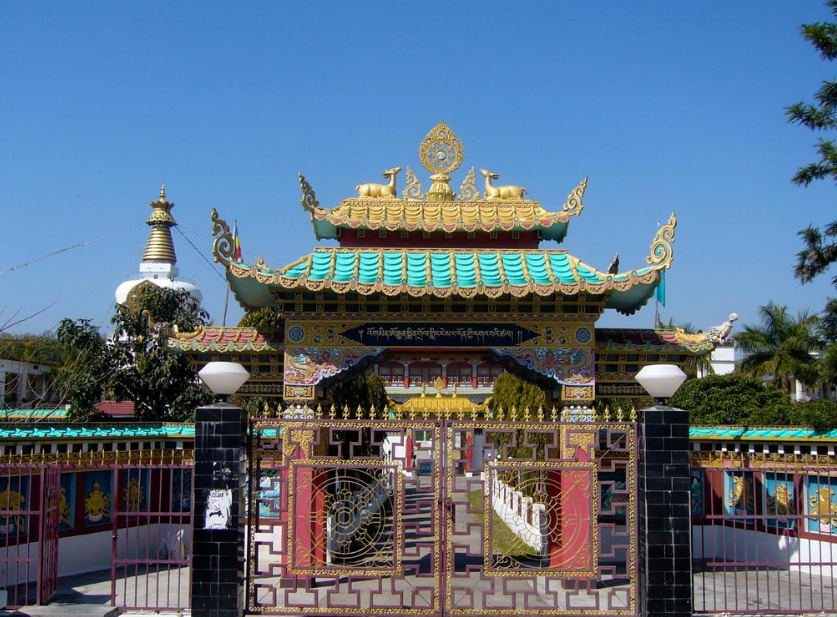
(198, 362, 250, 402)
(635, 364, 687, 406)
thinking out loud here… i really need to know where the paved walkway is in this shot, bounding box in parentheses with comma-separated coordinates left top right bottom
(0, 568, 188, 617)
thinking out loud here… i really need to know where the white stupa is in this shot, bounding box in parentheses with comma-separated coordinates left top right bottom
(115, 185, 203, 304)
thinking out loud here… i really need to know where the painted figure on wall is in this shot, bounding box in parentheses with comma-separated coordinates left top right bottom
(59, 473, 76, 530)
(764, 473, 794, 529)
(84, 472, 112, 525)
(725, 472, 755, 516)
(809, 482, 837, 535)
(0, 480, 27, 536)
(124, 476, 146, 512)
(690, 471, 703, 517)
(172, 469, 192, 513)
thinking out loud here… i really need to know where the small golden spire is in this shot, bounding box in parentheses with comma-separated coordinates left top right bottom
(142, 184, 178, 264)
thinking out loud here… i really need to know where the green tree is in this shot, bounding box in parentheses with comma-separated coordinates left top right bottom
(326, 373, 389, 417)
(734, 303, 820, 394)
(787, 2, 837, 349)
(55, 319, 112, 421)
(110, 286, 211, 421)
(56, 286, 212, 422)
(0, 333, 66, 366)
(326, 372, 389, 459)
(238, 306, 284, 330)
(488, 373, 548, 417)
(669, 374, 793, 426)
(670, 373, 837, 431)
(788, 398, 837, 431)
(488, 373, 550, 462)
(787, 0, 837, 187)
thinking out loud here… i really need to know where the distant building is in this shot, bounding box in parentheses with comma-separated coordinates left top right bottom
(0, 358, 57, 407)
(698, 342, 736, 378)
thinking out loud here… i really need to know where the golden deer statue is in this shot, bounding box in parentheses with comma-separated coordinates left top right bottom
(356, 167, 402, 198)
(480, 169, 527, 200)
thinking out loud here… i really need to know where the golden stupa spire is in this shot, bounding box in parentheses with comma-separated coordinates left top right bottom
(142, 183, 178, 264)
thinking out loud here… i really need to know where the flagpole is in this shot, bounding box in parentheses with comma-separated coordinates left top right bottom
(222, 220, 240, 327)
(222, 285, 230, 327)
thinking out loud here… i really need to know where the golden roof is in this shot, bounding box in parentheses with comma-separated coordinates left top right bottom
(304, 183, 585, 240)
(297, 122, 586, 241)
(395, 382, 487, 416)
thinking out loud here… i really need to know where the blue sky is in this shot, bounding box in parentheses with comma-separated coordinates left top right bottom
(1, 1, 836, 336)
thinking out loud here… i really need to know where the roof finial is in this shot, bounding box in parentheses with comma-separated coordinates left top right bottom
(143, 186, 178, 264)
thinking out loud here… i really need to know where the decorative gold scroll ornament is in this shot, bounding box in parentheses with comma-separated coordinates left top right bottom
(298, 173, 326, 240)
(210, 208, 235, 267)
(646, 212, 677, 269)
(457, 167, 479, 202)
(419, 121, 463, 202)
(401, 166, 424, 200)
(562, 177, 588, 216)
(299, 172, 320, 212)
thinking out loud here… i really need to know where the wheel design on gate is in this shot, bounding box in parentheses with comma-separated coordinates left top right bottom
(321, 470, 394, 566)
(486, 461, 597, 576)
(286, 459, 404, 576)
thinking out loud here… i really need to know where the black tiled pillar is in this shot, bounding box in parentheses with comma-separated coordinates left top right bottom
(191, 403, 247, 617)
(638, 406, 693, 617)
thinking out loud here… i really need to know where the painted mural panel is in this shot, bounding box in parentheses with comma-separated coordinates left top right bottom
(763, 472, 795, 530)
(806, 475, 837, 536)
(0, 475, 30, 537)
(59, 473, 76, 531)
(172, 469, 192, 513)
(120, 469, 149, 513)
(724, 471, 755, 517)
(690, 470, 704, 518)
(84, 470, 112, 526)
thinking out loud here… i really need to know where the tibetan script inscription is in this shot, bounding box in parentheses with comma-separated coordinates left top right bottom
(341, 323, 538, 347)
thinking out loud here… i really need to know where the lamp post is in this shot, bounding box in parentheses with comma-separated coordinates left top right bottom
(634, 364, 692, 617)
(192, 362, 250, 617)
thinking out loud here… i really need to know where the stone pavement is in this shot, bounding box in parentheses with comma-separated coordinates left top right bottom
(0, 567, 189, 617)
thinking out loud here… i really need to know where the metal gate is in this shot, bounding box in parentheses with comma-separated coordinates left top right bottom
(38, 466, 60, 605)
(692, 462, 837, 614)
(247, 415, 638, 616)
(111, 460, 193, 611)
(0, 464, 60, 609)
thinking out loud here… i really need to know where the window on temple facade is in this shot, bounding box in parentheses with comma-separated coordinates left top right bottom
(409, 362, 442, 386)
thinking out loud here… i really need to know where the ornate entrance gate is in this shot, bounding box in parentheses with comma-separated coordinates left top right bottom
(247, 414, 638, 616)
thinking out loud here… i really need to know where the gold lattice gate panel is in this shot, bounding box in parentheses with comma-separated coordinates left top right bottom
(247, 417, 638, 617)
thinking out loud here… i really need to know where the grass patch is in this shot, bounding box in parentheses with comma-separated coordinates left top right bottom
(466, 490, 540, 561)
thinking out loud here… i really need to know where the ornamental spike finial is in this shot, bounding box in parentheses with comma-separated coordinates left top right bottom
(159, 183, 166, 201)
